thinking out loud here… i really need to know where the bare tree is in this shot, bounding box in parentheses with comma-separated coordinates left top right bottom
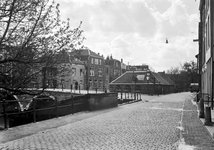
(0, 0, 85, 95)
(167, 61, 198, 92)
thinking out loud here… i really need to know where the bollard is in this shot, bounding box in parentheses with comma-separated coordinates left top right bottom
(33, 98, 36, 123)
(199, 98, 204, 118)
(55, 97, 58, 118)
(204, 106, 212, 126)
(71, 95, 74, 114)
(2, 99, 8, 129)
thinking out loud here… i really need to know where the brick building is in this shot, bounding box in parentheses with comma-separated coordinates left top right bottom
(41, 51, 85, 90)
(109, 70, 175, 95)
(197, 0, 214, 107)
(105, 55, 122, 83)
(73, 48, 105, 91)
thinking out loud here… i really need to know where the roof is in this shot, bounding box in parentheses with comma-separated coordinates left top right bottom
(158, 72, 175, 85)
(78, 48, 103, 59)
(110, 71, 175, 85)
(71, 58, 84, 65)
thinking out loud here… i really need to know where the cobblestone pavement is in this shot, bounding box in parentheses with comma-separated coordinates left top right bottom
(0, 92, 214, 150)
(181, 95, 214, 150)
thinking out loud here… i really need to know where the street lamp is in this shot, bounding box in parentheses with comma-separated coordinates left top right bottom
(146, 70, 156, 95)
(132, 70, 138, 100)
(61, 79, 64, 91)
(146, 70, 150, 95)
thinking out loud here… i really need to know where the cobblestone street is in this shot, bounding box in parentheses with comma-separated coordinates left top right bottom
(0, 92, 214, 150)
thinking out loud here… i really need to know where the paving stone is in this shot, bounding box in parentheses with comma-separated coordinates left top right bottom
(0, 93, 213, 149)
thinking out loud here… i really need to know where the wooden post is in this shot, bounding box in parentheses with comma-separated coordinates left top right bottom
(55, 97, 58, 118)
(71, 95, 74, 114)
(33, 98, 36, 123)
(3, 99, 7, 129)
(205, 106, 212, 126)
(199, 98, 205, 118)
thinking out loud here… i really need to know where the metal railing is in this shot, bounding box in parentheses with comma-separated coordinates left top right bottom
(0, 95, 88, 129)
(116, 90, 142, 104)
(197, 92, 211, 107)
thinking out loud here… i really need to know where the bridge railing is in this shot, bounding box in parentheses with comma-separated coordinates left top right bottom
(0, 95, 88, 129)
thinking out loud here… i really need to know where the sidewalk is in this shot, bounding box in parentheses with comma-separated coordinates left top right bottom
(181, 95, 214, 149)
(197, 104, 214, 139)
(190, 93, 214, 140)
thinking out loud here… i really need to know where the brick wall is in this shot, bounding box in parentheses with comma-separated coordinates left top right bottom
(86, 93, 118, 111)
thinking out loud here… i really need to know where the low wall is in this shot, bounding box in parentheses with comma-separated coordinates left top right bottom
(44, 91, 80, 101)
(86, 93, 118, 111)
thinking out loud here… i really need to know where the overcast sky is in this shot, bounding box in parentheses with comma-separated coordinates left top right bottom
(55, 0, 200, 72)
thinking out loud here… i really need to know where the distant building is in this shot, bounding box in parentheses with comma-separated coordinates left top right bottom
(104, 65, 110, 91)
(109, 70, 175, 95)
(67, 58, 85, 90)
(41, 51, 85, 90)
(127, 64, 149, 71)
(121, 59, 127, 74)
(105, 55, 122, 83)
(197, 0, 213, 106)
(73, 48, 105, 90)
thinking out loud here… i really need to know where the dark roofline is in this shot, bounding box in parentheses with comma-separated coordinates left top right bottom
(79, 48, 104, 59)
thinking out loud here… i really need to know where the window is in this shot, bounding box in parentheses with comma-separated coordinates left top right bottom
(91, 58, 94, 64)
(106, 67, 109, 74)
(98, 67, 102, 77)
(115, 62, 119, 67)
(99, 59, 102, 65)
(90, 68, 94, 76)
(89, 79, 93, 87)
(80, 69, 83, 76)
(99, 80, 102, 88)
(95, 58, 99, 65)
(94, 79, 98, 88)
(72, 68, 76, 76)
(80, 80, 83, 85)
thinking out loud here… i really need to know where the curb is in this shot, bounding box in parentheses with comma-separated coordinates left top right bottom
(191, 99, 214, 141)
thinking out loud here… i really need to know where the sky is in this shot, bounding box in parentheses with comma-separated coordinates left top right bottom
(55, 0, 200, 72)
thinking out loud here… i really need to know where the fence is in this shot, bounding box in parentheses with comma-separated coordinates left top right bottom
(0, 95, 88, 129)
(117, 90, 142, 104)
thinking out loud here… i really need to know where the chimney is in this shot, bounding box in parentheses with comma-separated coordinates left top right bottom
(121, 59, 123, 63)
(110, 54, 113, 59)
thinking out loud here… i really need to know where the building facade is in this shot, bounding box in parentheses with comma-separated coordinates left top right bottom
(58, 58, 85, 91)
(73, 48, 105, 91)
(121, 59, 127, 74)
(41, 53, 86, 90)
(105, 55, 122, 83)
(198, 0, 214, 107)
(128, 64, 149, 71)
(109, 70, 175, 95)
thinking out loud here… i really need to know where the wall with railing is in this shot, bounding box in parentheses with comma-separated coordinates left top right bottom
(0, 93, 118, 130)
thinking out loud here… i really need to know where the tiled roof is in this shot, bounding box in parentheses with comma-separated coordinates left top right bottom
(71, 58, 84, 65)
(110, 71, 175, 85)
(79, 48, 103, 58)
(158, 72, 175, 85)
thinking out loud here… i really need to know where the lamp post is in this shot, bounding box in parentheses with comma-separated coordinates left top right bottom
(146, 70, 150, 95)
(132, 70, 137, 100)
(61, 79, 64, 91)
(146, 70, 156, 95)
(134, 76, 137, 100)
